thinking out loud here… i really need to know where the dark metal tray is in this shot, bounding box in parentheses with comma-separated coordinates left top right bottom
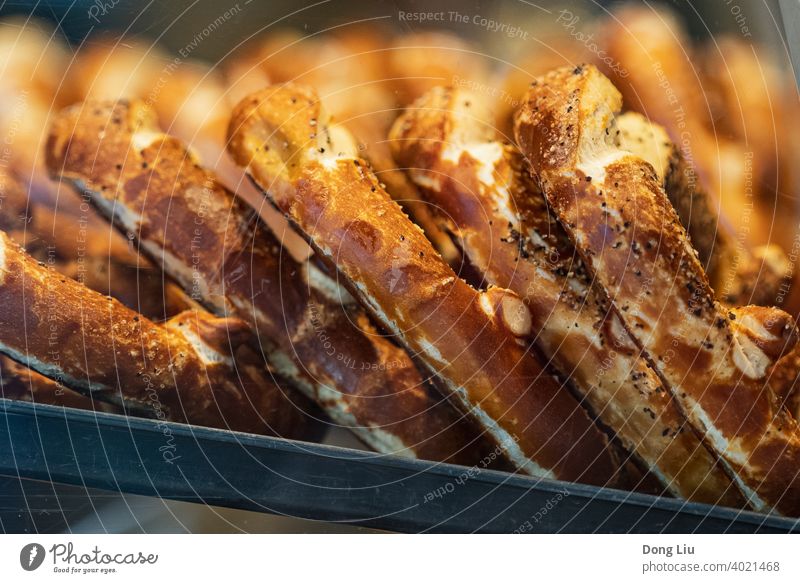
(1, 399, 798, 533)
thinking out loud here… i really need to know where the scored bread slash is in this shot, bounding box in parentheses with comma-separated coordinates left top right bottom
(45, 100, 489, 465)
(515, 64, 800, 515)
(226, 83, 623, 486)
(389, 85, 744, 507)
(0, 231, 306, 437)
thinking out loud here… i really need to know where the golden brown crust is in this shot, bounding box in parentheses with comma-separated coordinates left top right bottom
(63, 39, 165, 105)
(598, 6, 783, 255)
(0, 17, 69, 104)
(390, 85, 743, 506)
(227, 83, 623, 486)
(0, 231, 305, 436)
(615, 112, 791, 307)
(45, 100, 485, 465)
(1, 164, 192, 321)
(516, 64, 800, 515)
(247, 30, 461, 264)
(0, 169, 189, 406)
(782, 361, 800, 421)
(344, 115, 462, 266)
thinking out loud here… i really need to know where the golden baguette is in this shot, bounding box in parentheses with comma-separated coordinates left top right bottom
(46, 100, 488, 465)
(515, 64, 800, 515)
(226, 83, 623, 486)
(390, 85, 744, 506)
(0, 230, 306, 437)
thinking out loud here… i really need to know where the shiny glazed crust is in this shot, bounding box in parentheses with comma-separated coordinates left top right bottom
(45, 100, 486, 465)
(0, 231, 305, 436)
(615, 112, 791, 307)
(389, 85, 743, 506)
(515, 64, 800, 515)
(226, 83, 623, 486)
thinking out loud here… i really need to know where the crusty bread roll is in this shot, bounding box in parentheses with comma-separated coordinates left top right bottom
(46, 100, 488, 465)
(387, 32, 490, 108)
(243, 29, 461, 264)
(227, 83, 624, 486)
(0, 29, 190, 323)
(0, 230, 306, 437)
(63, 39, 166, 105)
(598, 6, 780, 254)
(700, 37, 790, 203)
(615, 112, 791, 306)
(0, 17, 69, 104)
(390, 85, 744, 506)
(1, 167, 191, 321)
(515, 64, 800, 515)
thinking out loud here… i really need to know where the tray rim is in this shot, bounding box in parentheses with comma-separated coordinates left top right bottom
(2, 397, 799, 533)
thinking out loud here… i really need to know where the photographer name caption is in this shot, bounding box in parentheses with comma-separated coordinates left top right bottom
(640, 540, 788, 577)
(2, 535, 797, 580)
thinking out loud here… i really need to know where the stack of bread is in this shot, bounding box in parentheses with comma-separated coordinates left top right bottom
(1, 5, 799, 515)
